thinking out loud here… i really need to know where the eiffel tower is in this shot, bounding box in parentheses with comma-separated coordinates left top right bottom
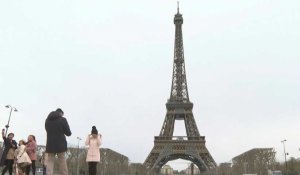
(143, 6, 217, 173)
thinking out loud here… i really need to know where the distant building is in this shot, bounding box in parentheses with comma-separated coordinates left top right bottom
(161, 165, 173, 175)
(185, 163, 200, 175)
(218, 163, 232, 175)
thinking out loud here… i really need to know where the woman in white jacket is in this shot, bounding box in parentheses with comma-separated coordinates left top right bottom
(85, 126, 101, 175)
(15, 140, 31, 175)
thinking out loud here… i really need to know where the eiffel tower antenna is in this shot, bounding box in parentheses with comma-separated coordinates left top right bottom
(170, 0, 189, 103)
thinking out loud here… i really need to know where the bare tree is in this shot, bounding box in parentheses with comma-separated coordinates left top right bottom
(232, 148, 276, 175)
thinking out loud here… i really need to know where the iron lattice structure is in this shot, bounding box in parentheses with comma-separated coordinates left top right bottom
(144, 8, 217, 173)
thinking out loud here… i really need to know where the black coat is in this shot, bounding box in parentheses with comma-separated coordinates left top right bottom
(0, 137, 17, 166)
(45, 111, 72, 153)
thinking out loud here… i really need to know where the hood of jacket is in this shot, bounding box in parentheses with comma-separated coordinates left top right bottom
(47, 111, 61, 121)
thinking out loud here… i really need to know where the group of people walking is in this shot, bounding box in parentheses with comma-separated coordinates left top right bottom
(1, 108, 102, 175)
(0, 131, 37, 175)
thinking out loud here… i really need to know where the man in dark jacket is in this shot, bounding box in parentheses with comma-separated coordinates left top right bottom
(45, 108, 71, 175)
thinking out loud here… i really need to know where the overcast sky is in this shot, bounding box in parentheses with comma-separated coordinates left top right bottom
(1, 0, 300, 171)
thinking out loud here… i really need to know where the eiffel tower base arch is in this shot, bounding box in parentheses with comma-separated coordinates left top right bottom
(144, 137, 216, 174)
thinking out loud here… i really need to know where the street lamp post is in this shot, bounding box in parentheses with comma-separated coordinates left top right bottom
(281, 139, 288, 171)
(76, 137, 82, 175)
(4, 105, 18, 137)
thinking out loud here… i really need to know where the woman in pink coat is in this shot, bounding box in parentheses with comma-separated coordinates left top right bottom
(85, 126, 102, 175)
(25, 135, 37, 175)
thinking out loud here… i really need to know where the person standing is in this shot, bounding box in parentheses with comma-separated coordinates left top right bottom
(0, 129, 17, 175)
(45, 108, 72, 175)
(85, 126, 102, 175)
(15, 140, 32, 175)
(40, 151, 48, 175)
(26, 135, 37, 175)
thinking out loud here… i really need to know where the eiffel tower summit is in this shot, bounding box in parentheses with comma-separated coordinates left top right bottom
(144, 5, 217, 173)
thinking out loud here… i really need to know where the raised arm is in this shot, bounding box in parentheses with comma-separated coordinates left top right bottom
(97, 135, 102, 147)
(85, 135, 90, 146)
(62, 118, 72, 136)
(26, 141, 36, 153)
(1, 129, 5, 140)
(11, 140, 17, 149)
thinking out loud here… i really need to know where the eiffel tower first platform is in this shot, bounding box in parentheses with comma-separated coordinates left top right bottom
(143, 7, 217, 173)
